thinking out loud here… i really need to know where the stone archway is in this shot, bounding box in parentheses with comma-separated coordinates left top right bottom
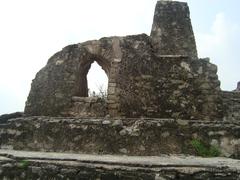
(67, 55, 111, 117)
(76, 56, 110, 98)
(25, 37, 122, 117)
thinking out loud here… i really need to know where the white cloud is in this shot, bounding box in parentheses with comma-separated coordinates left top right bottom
(196, 13, 240, 91)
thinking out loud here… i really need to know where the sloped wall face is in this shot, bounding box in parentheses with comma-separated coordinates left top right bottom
(24, 37, 122, 116)
(117, 54, 222, 120)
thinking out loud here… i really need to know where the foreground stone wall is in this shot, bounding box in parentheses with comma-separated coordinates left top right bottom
(1, 117, 239, 158)
(0, 150, 240, 180)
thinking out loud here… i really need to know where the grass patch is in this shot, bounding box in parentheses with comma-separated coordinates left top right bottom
(191, 139, 221, 157)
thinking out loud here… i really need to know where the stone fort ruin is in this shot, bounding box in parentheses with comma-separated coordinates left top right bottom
(24, 1, 239, 122)
(0, 1, 240, 179)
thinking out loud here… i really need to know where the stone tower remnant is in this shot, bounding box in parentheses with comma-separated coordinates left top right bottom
(24, 1, 239, 121)
(151, 1, 198, 58)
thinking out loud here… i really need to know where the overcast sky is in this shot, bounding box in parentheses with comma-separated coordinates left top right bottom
(0, 0, 239, 114)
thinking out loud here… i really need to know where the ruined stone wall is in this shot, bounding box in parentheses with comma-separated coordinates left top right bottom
(68, 96, 107, 117)
(117, 37, 222, 119)
(25, 37, 121, 116)
(25, 45, 83, 116)
(25, 33, 222, 120)
(222, 91, 240, 121)
(25, 1, 225, 120)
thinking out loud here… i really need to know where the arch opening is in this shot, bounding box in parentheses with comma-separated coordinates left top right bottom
(70, 57, 110, 118)
(76, 57, 110, 98)
(87, 61, 108, 98)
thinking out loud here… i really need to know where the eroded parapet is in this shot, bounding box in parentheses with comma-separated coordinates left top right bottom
(150, 1, 198, 58)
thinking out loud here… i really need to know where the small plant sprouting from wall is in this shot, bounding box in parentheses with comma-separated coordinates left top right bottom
(191, 139, 221, 157)
(88, 84, 107, 100)
(18, 159, 30, 169)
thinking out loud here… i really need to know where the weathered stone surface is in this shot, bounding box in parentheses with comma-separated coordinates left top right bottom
(24, 34, 222, 120)
(0, 150, 240, 180)
(118, 56, 222, 120)
(0, 112, 23, 124)
(150, 1, 198, 58)
(24, 36, 118, 117)
(1, 117, 240, 158)
(67, 96, 107, 117)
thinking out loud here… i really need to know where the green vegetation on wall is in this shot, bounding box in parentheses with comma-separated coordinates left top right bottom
(191, 139, 221, 157)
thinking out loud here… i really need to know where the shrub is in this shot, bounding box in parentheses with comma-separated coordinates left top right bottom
(191, 139, 221, 157)
(18, 159, 29, 168)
